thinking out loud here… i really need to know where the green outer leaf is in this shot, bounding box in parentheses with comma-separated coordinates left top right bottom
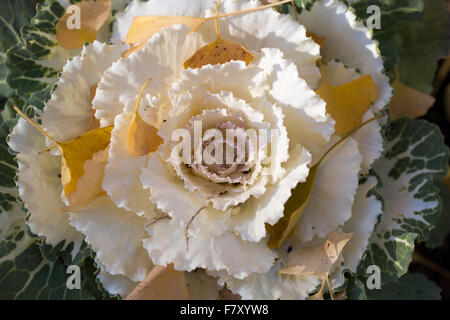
(366, 272, 441, 300)
(0, 0, 37, 98)
(350, 0, 425, 72)
(0, 98, 117, 299)
(357, 118, 449, 286)
(0, 189, 116, 299)
(397, 0, 449, 94)
(350, 0, 448, 94)
(6, 0, 67, 103)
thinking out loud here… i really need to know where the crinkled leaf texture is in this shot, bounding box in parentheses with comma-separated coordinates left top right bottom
(0, 102, 116, 300)
(351, 118, 449, 296)
(0, 0, 36, 98)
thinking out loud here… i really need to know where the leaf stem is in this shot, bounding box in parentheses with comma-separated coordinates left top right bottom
(13, 106, 60, 146)
(317, 114, 384, 167)
(204, 0, 292, 22)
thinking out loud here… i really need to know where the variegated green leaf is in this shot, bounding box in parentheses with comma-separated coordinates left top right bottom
(357, 118, 449, 285)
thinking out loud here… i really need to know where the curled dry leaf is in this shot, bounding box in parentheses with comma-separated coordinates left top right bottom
(14, 106, 112, 201)
(56, 0, 111, 50)
(389, 79, 435, 121)
(279, 231, 353, 276)
(126, 265, 189, 300)
(317, 62, 378, 135)
(127, 79, 163, 156)
(184, 38, 254, 69)
(184, 1, 254, 69)
(63, 148, 108, 213)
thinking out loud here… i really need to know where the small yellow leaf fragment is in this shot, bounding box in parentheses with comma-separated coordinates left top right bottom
(63, 147, 108, 212)
(59, 126, 113, 196)
(317, 63, 378, 135)
(266, 165, 318, 250)
(126, 15, 206, 45)
(184, 38, 254, 69)
(278, 231, 353, 276)
(127, 79, 163, 156)
(389, 78, 435, 121)
(126, 265, 189, 300)
(56, 0, 111, 50)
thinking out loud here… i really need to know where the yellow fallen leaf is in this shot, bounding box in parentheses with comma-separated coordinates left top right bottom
(266, 116, 383, 249)
(126, 265, 189, 300)
(14, 106, 112, 198)
(124, 0, 292, 56)
(389, 78, 435, 121)
(184, 1, 254, 69)
(62, 148, 108, 212)
(59, 126, 112, 196)
(126, 15, 206, 45)
(266, 166, 318, 249)
(317, 62, 378, 135)
(56, 0, 111, 50)
(278, 231, 353, 276)
(184, 38, 254, 69)
(127, 79, 163, 156)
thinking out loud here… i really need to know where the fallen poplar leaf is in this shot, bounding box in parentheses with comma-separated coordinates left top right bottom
(389, 78, 436, 121)
(62, 148, 108, 212)
(184, 38, 254, 69)
(266, 166, 318, 249)
(184, 3, 254, 69)
(127, 79, 163, 156)
(59, 126, 113, 196)
(126, 265, 189, 300)
(14, 105, 112, 198)
(126, 16, 206, 45)
(279, 231, 353, 276)
(56, 0, 111, 50)
(124, 1, 291, 56)
(317, 63, 378, 135)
